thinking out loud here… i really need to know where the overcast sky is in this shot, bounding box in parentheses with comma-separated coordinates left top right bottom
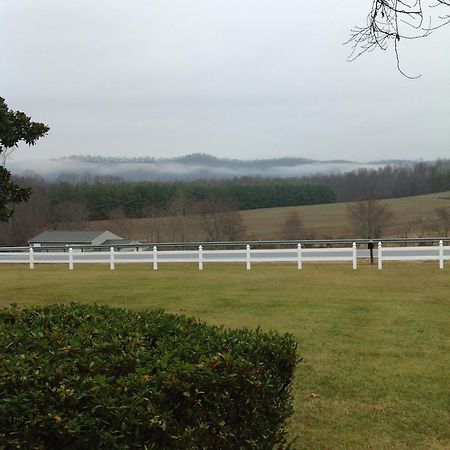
(2, 0, 449, 163)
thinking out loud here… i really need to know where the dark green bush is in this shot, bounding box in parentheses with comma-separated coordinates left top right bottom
(0, 304, 297, 449)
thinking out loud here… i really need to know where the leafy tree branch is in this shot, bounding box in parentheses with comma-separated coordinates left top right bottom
(0, 97, 49, 221)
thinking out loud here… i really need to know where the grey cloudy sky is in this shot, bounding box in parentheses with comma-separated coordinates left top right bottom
(2, 0, 449, 163)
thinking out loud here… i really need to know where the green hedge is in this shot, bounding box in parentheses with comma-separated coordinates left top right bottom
(0, 304, 298, 449)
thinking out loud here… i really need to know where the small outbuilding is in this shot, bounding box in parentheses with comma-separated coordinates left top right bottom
(28, 230, 137, 250)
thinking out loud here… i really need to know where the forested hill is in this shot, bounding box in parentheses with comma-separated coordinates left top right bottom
(9, 153, 401, 181)
(302, 159, 450, 202)
(48, 179, 336, 220)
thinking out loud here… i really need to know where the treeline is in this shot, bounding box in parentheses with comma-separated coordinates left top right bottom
(0, 176, 335, 244)
(302, 159, 450, 202)
(47, 179, 336, 220)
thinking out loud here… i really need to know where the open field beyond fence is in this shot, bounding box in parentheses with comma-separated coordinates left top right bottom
(1, 263, 449, 449)
(87, 191, 450, 241)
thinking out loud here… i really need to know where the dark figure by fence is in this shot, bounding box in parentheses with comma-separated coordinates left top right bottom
(368, 240, 374, 265)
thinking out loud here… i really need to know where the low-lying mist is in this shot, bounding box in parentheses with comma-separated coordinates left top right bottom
(9, 153, 407, 182)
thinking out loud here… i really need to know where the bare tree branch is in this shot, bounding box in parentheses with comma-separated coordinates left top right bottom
(347, 0, 449, 77)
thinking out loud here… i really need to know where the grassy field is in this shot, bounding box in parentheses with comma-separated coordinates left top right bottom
(88, 191, 450, 241)
(241, 191, 450, 239)
(1, 262, 449, 449)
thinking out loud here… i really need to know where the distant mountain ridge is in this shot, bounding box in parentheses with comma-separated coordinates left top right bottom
(60, 153, 415, 167)
(10, 153, 414, 181)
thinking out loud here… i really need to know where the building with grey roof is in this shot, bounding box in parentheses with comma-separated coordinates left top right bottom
(28, 230, 138, 249)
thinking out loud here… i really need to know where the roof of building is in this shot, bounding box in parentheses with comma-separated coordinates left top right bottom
(103, 239, 139, 246)
(29, 230, 122, 243)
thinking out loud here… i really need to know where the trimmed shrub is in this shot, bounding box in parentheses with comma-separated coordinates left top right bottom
(0, 304, 297, 449)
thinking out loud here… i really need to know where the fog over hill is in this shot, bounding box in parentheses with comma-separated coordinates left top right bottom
(9, 153, 414, 182)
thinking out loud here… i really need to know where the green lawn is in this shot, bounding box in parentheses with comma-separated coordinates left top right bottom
(1, 263, 449, 449)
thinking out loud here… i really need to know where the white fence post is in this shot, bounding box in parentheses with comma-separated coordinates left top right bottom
(297, 243, 302, 270)
(29, 247, 34, 270)
(378, 242, 382, 270)
(246, 244, 251, 270)
(439, 240, 444, 269)
(199, 245, 203, 271)
(153, 246, 158, 271)
(352, 242, 357, 270)
(110, 246, 115, 271)
(69, 247, 74, 270)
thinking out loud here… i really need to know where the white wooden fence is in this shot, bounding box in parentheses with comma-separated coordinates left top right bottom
(1, 241, 449, 270)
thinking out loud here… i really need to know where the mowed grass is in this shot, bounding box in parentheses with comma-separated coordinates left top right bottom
(1, 263, 449, 449)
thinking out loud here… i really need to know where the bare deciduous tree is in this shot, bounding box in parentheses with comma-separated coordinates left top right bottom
(395, 218, 416, 240)
(0, 147, 16, 167)
(348, 0, 450, 77)
(347, 199, 394, 238)
(107, 208, 126, 221)
(106, 208, 136, 239)
(196, 198, 246, 242)
(280, 212, 314, 240)
(1, 174, 51, 245)
(51, 200, 90, 227)
(431, 207, 450, 236)
(166, 190, 196, 242)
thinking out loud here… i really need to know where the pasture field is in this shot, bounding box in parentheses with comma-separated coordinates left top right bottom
(241, 191, 450, 239)
(88, 191, 450, 240)
(1, 263, 449, 449)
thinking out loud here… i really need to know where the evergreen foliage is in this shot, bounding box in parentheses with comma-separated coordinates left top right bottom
(0, 303, 298, 449)
(0, 98, 49, 221)
(48, 180, 336, 220)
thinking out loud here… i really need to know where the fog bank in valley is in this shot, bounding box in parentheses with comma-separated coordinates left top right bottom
(9, 154, 411, 182)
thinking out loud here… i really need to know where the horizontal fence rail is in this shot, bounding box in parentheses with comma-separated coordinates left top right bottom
(1, 237, 450, 253)
(0, 241, 449, 270)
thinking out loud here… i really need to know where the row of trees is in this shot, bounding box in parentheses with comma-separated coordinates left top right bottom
(43, 159, 450, 222)
(0, 173, 249, 244)
(2, 172, 450, 245)
(46, 178, 336, 220)
(302, 160, 450, 202)
(2, 99, 450, 245)
(10, 160, 450, 228)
